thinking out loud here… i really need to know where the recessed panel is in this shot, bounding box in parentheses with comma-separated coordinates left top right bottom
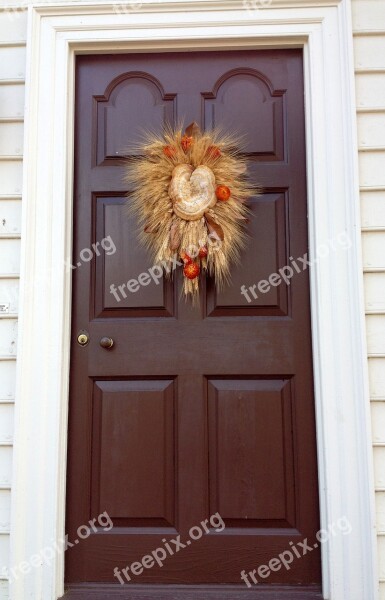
(91, 379, 176, 528)
(94, 196, 174, 317)
(94, 73, 176, 165)
(208, 378, 295, 527)
(206, 191, 289, 316)
(202, 69, 285, 161)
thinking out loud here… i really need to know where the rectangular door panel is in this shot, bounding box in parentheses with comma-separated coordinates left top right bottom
(207, 191, 289, 316)
(94, 195, 174, 317)
(207, 378, 295, 527)
(91, 379, 176, 529)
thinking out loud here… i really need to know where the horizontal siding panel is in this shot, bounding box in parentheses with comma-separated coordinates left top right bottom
(0, 491, 10, 534)
(372, 402, 385, 443)
(354, 35, 385, 69)
(0, 582, 9, 599)
(0, 240, 20, 275)
(0, 47, 25, 80)
(0, 84, 24, 118)
(367, 315, 385, 354)
(0, 123, 23, 157)
(0, 362, 16, 402)
(0, 321, 17, 358)
(0, 200, 21, 235)
(0, 162, 22, 196)
(0, 406, 13, 447)
(355, 73, 385, 108)
(0, 279, 18, 315)
(380, 536, 385, 579)
(359, 151, 385, 187)
(352, 0, 385, 31)
(374, 447, 385, 489)
(357, 113, 385, 149)
(377, 492, 385, 533)
(0, 11, 27, 42)
(364, 273, 385, 312)
(0, 448, 12, 488)
(361, 191, 385, 227)
(381, 581, 385, 599)
(0, 535, 9, 574)
(368, 357, 385, 398)
(362, 231, 385, 268)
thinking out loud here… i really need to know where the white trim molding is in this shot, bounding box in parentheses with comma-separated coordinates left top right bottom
(10, 1, 378, 599)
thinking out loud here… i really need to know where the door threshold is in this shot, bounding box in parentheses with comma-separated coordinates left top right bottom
(63, 584, 323, 599)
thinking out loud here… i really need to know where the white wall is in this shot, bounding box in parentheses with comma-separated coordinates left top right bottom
(0, 1, 383, 598)
(352, 0, 385, 597)
(0, 8, 26, 599)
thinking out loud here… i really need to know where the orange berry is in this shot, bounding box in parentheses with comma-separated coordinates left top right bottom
(163, 145, 177, 158)
(215, 185, 231, 202)
(181, 135, 194, 152)
(198, 246, 208, 259)
(183, 262, 200, 280)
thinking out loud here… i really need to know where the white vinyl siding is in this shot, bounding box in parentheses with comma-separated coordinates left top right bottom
(0, 8, 26, 599)
(353, 0, 385, 597)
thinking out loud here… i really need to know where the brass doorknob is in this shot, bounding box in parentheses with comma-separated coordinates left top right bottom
(100, 336, 114, 349)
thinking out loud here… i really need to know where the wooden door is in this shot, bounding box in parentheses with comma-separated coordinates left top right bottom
(65, 50, 322, 599)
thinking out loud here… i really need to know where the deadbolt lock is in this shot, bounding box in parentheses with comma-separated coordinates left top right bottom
(77, 331, 89, 346)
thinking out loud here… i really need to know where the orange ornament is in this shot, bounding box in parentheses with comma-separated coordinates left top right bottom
(215, 185, 231, 202)
(180, 251, 192, 265)
(205, 145, 221, 159)
(163, 145, 177, 158)
(183, 262, 200, 280)
(198, 246, 208, 259)
(181, 135, 194, 152)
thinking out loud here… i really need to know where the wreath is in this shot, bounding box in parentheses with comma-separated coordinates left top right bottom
(125, 122, 255, 300)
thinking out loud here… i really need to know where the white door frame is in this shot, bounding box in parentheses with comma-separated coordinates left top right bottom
(10, 1, 378, 598)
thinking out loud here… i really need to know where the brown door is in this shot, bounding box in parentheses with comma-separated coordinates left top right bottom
(65, 50, 321, 598)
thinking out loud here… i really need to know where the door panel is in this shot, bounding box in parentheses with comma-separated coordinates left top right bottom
(66, 50, 321, 594)
(209, 190, 288, 315)
(91, 379, 176, 528)
(94, 195, 174, 317)
(207, 378, 295, 524)
(95, 73, 177, 165)
(202, 68, 285, 160)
